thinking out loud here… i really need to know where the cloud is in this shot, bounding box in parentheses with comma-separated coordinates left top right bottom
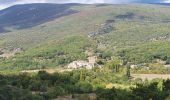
(0, 0, 168, 10)
(0, 0, 46, 10)
(164, 0, 170, 3)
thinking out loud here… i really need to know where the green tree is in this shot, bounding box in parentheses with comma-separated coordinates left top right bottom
(126, 63, 131, 79)
(106, 57, 123, 72)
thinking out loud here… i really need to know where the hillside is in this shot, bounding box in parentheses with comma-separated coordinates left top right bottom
(117, 41, 170, 64)
(0, 4, 169, 48)
(0, 4, 170, 49)
(0, 3, 170, 73)
(0, 36, 96, 72)
(0, 3, 80, 32)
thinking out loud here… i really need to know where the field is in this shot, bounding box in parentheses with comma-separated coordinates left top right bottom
(132, 74, 170, 80)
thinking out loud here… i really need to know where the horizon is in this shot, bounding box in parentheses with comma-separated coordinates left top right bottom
(0, 2, 170, 11)
(0, 0, 170, 10)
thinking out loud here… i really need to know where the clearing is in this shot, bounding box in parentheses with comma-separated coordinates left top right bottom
(132, 74, 170, 80)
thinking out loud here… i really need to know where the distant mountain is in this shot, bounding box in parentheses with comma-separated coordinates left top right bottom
(0, 4, 170, 50)
(153, 3, 170, 6)
(159, 3, 170, 6)
(0, 3, 80, 32)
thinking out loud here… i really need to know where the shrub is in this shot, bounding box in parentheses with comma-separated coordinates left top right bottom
(75, 82, 93, 93)
(46, 86, 65, 98)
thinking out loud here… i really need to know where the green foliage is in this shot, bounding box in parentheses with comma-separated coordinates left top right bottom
(0, 4, 170, 99)
(97, 50, 113, 59)
(105, 57, 123, 72)
(0, 36, 96, 71)
(96, 87, 117, 100)
(166, 59, 170, 64)
(0, 4, 170, 74)
(132, 82, 161, 100)
(0, 86, 44, 100)
(1, 70, 170, 99)
(118, 41, 170, 64)
(75, 82, 93, 93)
(46, 86, 65, 98)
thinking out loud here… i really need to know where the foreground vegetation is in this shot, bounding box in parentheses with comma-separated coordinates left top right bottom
(1, 69, 170, 100)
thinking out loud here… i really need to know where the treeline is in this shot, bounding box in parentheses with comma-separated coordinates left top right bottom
(1, 70, 170, 100)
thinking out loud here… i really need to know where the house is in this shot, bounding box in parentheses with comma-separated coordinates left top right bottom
(68, 60, 94, 69)
(68, 51, 97, 69)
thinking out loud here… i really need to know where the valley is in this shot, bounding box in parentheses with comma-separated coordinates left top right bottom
(0, 3, 170, 100)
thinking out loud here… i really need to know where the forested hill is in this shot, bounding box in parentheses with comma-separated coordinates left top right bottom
(0, 3, 170, 73)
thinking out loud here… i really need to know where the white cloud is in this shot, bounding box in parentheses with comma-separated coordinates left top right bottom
(0, 5, 8, 10)
(164, 0, 170, 3)
(0, 0, 46, 10)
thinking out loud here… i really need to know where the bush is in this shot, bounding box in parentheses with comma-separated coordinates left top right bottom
(166, 59, 170, 64)
(29, 81, 42, 91)
(75, 82, 93, 93)
(46, 86, 65, 98)
(96, 87, 117, 100)
(0, 80, 7, 86)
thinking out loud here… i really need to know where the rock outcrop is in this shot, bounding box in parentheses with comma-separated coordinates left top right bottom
(88, 20, 115, 37)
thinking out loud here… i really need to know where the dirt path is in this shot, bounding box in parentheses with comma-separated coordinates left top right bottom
(132, 74, 170, 80)
(85, 48, 96, 66)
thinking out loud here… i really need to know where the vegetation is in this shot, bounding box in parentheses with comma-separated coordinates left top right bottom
(0, 36, 96, 72)
(0, 70, 170, 100)
(0, 3, 170, 100)
(118, 41, 170, 64)
(0, 4, 170, 74)
(0, 4, 170, 49)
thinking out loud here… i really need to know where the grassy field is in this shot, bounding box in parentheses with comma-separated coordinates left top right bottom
(132, 74, 170, 80)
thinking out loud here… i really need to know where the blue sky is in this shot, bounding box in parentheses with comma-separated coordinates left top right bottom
(0, 0, 169, 10)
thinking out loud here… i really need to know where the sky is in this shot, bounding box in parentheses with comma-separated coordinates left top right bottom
(0, 0, 170, 10)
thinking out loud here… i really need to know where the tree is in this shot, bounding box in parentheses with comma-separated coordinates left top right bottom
(105, 57, 123, 72)
(46, 86, 65, 98)
(75, 82, 93, 93)
(113, 57, 123, 72)
(126, 63, 131, 79)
